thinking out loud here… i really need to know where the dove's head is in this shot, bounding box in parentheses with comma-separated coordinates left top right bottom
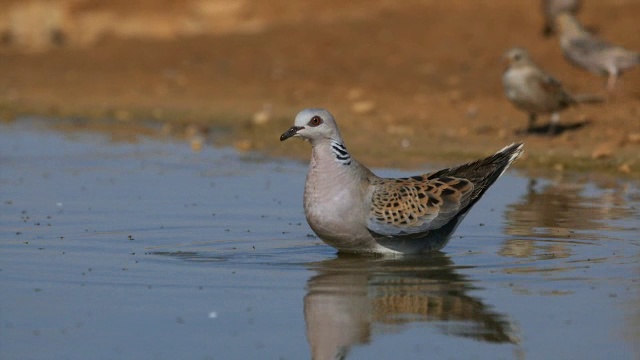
(503, 47, 534, 68)
(280, 108, 343, 144)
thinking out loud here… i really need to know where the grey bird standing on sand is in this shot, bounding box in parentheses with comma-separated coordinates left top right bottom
(502, 47, 602, 135)
(280, 108, 523, 255)
(556, 13, 640, 91)
(542, 0, 581, 37)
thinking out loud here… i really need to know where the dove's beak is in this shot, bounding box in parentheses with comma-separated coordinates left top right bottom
(280, 126, 304, 141)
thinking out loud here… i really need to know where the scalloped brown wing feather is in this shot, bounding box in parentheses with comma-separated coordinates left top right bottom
(367, 176, 474, 236)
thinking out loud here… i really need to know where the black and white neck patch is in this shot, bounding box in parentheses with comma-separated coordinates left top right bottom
(331, 141, 351, 166)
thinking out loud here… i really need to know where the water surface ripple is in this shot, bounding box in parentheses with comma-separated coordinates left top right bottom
(1, 119, 639, 359)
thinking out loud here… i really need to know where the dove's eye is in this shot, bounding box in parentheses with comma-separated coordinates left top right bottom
(513, 54, 521, 61)
(308, 116, 323, 127)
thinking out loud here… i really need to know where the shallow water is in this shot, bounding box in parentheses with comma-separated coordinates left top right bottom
(1, 118, 639, 360)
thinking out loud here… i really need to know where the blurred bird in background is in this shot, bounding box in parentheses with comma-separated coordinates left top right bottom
(541, 0, 581, 37)
(555, 12, 640, 91)
(502, 47, 603, 135)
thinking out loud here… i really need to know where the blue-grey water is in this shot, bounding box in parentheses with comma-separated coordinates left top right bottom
(1, 118, 639, 360)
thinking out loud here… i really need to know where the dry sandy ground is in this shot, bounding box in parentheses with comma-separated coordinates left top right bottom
(0, 0, 639, 175)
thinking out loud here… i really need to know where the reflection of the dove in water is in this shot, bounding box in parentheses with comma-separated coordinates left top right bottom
(501, 176, 636, 259)
(304, 253, 518, 359)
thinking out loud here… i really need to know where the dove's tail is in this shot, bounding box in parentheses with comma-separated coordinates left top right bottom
(425, 143, 524, 209)
(398, 143, 524, 250)
(573, 93, 605, 104)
